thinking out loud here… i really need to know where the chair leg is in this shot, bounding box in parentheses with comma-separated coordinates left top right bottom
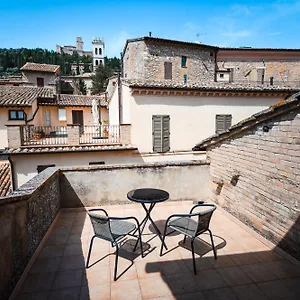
(191, 237, 197, 275)
(160, 224, 168, 256)
(114, 243, 119, 281)
(208, 229, 217, 260)
(86, 235, 96, 268)
(183, 235, 187, 244)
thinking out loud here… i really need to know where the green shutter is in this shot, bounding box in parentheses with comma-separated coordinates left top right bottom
(152, 115, 170, 152)
(216, 114, 232, 134)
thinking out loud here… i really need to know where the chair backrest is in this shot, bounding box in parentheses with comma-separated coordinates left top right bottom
(196, 205, 216, 235)
(88, 211, 114, 242)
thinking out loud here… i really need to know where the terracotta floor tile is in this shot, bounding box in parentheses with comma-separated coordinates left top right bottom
(86, 252, 111, 268)
(70, 225, 90, 235)
(201, 287, 238, 300)
(241, 263, 278, 283)
(195, 269, 227, 291)
(162, 273, 200, 296)
(51, 225, 72, 235)
(175, 291, 205, 300)
(217, 266, 253, 286)
(231, 283, 269, 300)
(15, 292, 49, 300)
(46, 233, 69, 246)
(110, 260, 138, 281)
(38, 245, 65, 259)
(229, 251, 260, 266)
(111, 278, 142, 300)
(80, 285, 111, 300)
(283, 277, 300, 295)
(19, 272, 56, 294)
(258, 279, 298, 299)
(136, 260, 162, 278)
(252, 250, 283, 263)
(63, 243, 88, 257)
(139, 275, 172, 299)
(30, 257, 61, 274)
(82, 265, 111, 285)
(58, 254, 86, 271)
(51, 269, 84, 290)
(67, 233, 89, 245)
(262, 260, 300, 279)
(48, 287, 81, 300)
(208, 254, 236, 269)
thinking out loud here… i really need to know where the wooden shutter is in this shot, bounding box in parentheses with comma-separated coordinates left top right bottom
(216, 115, 232, 134)
(257, 69, 265, 84)
(152, 115, 170, 152)
(164, 62, 172, 80)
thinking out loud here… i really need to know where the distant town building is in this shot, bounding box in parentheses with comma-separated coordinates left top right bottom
(92, 38, 105, 71)
(56, 37, 92, 57)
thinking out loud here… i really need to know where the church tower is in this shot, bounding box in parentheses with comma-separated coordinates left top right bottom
(92, 38, 105, 72)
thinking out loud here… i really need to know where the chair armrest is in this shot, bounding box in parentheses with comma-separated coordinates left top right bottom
(108, 216, 140, 228)
(87, 208, 109, 217)
(189, 204, 216, 214)
(165, 213, 200, 226)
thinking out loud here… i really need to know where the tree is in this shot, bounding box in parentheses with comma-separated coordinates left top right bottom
(77, 78, 87, 95)
(91, 64, 114, 94)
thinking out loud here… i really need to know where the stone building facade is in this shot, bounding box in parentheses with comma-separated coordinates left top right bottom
(122, 37, 217, 84)
(194, 94, 300, 260)
(123, 37, 300, 87)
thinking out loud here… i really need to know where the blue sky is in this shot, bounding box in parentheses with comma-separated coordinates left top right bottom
(1, 0, 300, 57)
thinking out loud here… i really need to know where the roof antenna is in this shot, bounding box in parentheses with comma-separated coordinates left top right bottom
(149, 31, 152, 37)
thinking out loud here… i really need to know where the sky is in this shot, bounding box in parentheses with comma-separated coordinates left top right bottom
(1, 0, 300, 57)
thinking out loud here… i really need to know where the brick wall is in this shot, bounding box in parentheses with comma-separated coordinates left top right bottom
(208, 108, 300, 260)
(123, 40, 216, 84)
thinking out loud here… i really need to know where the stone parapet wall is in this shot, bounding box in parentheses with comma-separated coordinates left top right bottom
(0, 167, 60, 300)
(208, 109, 300, 260)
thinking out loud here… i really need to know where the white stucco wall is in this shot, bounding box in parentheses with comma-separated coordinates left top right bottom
(129, 94, 282, 152)
(108, 83, 119, 125)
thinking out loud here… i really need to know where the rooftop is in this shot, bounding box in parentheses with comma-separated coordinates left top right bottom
(0, 161, 12, 197)
(12, 201, 300, 299)
(20, 62, 60, 73)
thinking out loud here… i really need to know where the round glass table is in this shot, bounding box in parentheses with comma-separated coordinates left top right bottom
(127, 188, 169, 248)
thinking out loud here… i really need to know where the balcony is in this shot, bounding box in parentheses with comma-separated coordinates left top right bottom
(1, 161, 299, 300)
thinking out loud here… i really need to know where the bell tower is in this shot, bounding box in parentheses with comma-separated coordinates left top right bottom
(92, 38, 105, 72)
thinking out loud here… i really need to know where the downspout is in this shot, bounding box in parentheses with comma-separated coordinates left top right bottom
(118, 71, 122, 126)
(8, 155, 15, 191)
(25, 105, 39, 124)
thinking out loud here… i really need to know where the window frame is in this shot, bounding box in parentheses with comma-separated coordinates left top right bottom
(181, 56, 187, 68)
(215, 114, 232, 134)
(37, 77, 44, 87)
(152, 115, 170, 153)
(8, 110, 25, 121)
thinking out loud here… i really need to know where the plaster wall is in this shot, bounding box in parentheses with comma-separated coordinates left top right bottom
(22, 71, 57, 87)
(129, 93, 282, 152)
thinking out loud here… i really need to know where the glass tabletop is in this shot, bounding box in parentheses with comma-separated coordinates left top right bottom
(127, 188, 169, 204)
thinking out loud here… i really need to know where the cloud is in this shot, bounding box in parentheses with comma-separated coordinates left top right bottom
(105, 30, 131, 57)
(268, 31, 281, 36)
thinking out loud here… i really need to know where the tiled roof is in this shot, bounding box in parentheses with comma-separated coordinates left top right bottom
(39, 94, 108, 107)
(0, 161, 12, 197)
(0, 85, 54, 107)
(4, 145, 137, 155)
(124, 79, 300, 93)
(193, 92, 300, 151)
(20, 63, 60, 73)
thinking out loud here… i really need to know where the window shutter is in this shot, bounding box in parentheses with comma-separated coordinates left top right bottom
(164, 62, 172, 80)
(152, 115, 170, 152)
(257, 69, 265, 84)
(216, 115, 232, 134)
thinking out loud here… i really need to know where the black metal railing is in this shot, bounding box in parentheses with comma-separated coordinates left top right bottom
(21, 126, 68, 146)
(79, 125, 120, 144)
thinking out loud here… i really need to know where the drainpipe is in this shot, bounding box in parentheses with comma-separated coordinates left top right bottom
(117, 70, 122, 127)
(25, 106, 39, 124)
(8, 155, 15, 191)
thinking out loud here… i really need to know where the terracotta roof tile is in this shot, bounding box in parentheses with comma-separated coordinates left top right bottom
(0, 161, 12, 197)
(0, 85, 54, 107)
(59, 94, 107, 107)
(193, 92, 300, 150)
(124, 79, 300, 93)
(20, 62, 60, 73)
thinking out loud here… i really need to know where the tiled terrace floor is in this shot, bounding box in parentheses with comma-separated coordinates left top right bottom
(15, 201, 300, 300)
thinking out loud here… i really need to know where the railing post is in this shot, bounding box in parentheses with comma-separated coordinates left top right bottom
(120, 124, 131, 145)
(67, 124, 80, 146)
(6, 125, 22, 148)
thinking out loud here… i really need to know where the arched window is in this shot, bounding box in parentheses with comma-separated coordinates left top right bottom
(95, 60, 98, 66)
(100, 60, 103, 66)
(99, 48, 102, 55)
(95, 48, 98, 55)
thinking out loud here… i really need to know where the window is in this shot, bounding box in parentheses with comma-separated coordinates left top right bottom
(152, 115, 170, 153)
(95, 60, 99, 66)
(183, 74, 187, 84)
(37, 77, 44, 87)
(220, 73, 224, 78)
(181, 56, 187, 67)
(99, 48, 102, 55)
(37, 164, 55, 173)
(58, 108, 67, 121)
(164, 62, 172, 80)
(215, 115, 232, 134)
(9, 110, 24, 120)
(95, 48, 98, 55)
(100, 60, 103, 66)
(89, 161, 105, 165)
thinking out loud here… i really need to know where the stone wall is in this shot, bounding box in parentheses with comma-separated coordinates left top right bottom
(123, 40, 216, 84)
(208, 108, 300, 260)
(60, 161, 210, 207)
(0, 168, 60, 300)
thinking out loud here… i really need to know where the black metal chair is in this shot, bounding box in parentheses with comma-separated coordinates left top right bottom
(86, 208, 143, 281)
(160, 203, 217, 274)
